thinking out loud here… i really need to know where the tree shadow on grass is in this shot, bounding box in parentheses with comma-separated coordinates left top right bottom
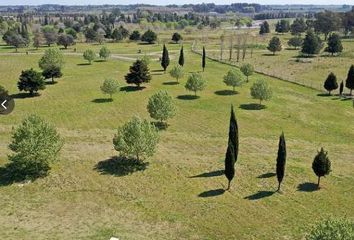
(177, 95, 200, 100)
(151, 121, 168, 131)
(163, 81, 179, 85)
(91, 98, 113, 103)
(214, 90, 238, 96)
(138, 42, 155, 45)
(198, 188, 225, 198)
(152, 69, 164, 72)
(239, 103, 266, 110)
(297, 182, 319, 192)
(0, 164, 44, 186)
(94, 59, 106, 63)
(317, 93, 331, 97)
(190, 170, 224, 178)
(45, 81, 58, 85)
(94, 157, 149, 177)
(77, 63, 91, 66)
(10, 93, 39, 99)
(120, 86, 145, 92)
(341, 97, 353, 101)
(257, 172, 276, 178)
(244, 191, 275, 200)
(262, 53, 277, 56)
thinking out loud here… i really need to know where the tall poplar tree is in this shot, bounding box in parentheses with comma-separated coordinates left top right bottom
(202, 46, 206, 72)
(276, 132, 286, 192)
(161, 44, 170, 73)
(178, 46, 184, 67)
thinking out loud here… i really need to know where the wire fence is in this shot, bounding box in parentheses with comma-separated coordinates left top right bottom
(191, 40, 325, 92)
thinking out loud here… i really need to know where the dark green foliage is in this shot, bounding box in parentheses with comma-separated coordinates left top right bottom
(42, 66, 63, 83)
(288, 36, 303, 49)
(18, 69, 45, 95)
(141, 29, 157, 44)
(2, 30, 27, 52)
(57, 34, 75, 49)
(276, 132, 286, 191)
(275, 19, 290, 33)
(125, 60, 151, 88)
(112, 26, 129, 41)
(224, 143, 235, 190)
(228, 105, 239, 163)
(267, 37, 282, 55)
(172, 32, 182, 43)
(314, 10, 341, 40)
(161, 44, 170, 72)
(112, 28, 123, 41)
(259, 21, 270, 35)
(346, 65, 354, 95)
(118, 26, 129, 39)
(312, 148, 331, 188)
(324, 72, 338, 95)
(85, 28, 98, 42)
(178, 46, 184, 67)
(301, 31, 323, 55)
(202, 46, 206, 71)
(325, 33, 343, 55)
(339, 81, 344, 96)
(129, 30, 141, 41)
(290, 18, 307, 35)
(224, 105, 239, 190)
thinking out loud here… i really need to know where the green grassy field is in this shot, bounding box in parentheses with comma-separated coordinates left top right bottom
(0, 42, 353, 240)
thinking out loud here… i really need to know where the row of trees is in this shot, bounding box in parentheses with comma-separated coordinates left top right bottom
(259, 8, 354, 38)
(323, 65, 354, 96)
(224, 106, 331, 191)
(267, 31, 343, 56)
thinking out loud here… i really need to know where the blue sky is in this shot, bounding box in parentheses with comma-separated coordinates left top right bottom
(1, 0, 353, 5)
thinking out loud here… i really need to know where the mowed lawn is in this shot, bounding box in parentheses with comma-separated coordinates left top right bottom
(0, 42, 353, 240)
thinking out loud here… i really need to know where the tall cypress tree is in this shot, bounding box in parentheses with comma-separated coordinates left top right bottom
(276, 132, 286, 192)
(224, 143, 235, 190)
(224, 105, 239, 190)
(178, 46, 184, 67)
(339, 80, 344, 96)
(345, 65, 354, 95)
(228, 105, 239, 164)
(161, 44, 170, 73)
(202, 46, 206, 72)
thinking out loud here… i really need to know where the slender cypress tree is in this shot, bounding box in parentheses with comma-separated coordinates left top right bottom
(228, 105, 239, 163)
(178, 46, 184, 67)
(202, 46, 206, 72)
(276, 132, 286, 192)
(339, 81, 344, 96)
(345, 65, 354, 95)
(224, 143, 235, 190)
(161, 44, 170, 73)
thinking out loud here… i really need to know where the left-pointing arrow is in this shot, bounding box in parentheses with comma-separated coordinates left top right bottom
(1, 100, 7, 110)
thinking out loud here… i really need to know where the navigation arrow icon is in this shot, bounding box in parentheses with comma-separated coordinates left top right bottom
(1, 100, 7, 110)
